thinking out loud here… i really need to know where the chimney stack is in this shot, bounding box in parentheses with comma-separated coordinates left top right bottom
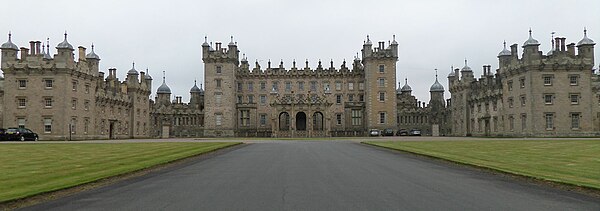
(560, 38, 566, 51)
(567, 43, 575, 56)
(29, 41, 36, 55)
(35, 41, 41, 55)
(78, 46, 86, 61)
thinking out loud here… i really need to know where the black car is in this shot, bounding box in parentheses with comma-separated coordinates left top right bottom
(396, 129, 408, 136)
(382, 129, 395, 136)
(0, 128, 6, 141)
(5, 128, 39, 141)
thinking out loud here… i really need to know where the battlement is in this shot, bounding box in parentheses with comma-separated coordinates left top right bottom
(236, 59, 364, 78)
(361, 35, 399, 60)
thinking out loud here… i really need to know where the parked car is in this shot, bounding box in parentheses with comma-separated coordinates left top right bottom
(409, 129, 421, 136)
(0, 128, 6, 141)
(382, 129, 395, 136)
(369, 129, 381, 136)
(396, 129, 408, 136)
(5, 128, 39, 141)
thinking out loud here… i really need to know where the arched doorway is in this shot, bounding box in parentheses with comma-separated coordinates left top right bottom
(296, 112, 307, 131)
(313, 112, 324, 130)
(279, 112, 290, 131)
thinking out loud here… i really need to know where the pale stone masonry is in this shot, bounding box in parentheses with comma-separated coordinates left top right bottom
(449, 29, 598, 137)
(0, 33, 152, 140)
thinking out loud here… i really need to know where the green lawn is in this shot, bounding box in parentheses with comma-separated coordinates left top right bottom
(364, 140, 600, 189)
(0, 142, 240, 202)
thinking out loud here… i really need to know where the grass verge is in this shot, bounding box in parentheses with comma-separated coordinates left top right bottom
(0, 142, 240, 203)
(363, 140, 600, 190)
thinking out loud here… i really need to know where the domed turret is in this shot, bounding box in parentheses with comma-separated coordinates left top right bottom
(460, 59, 472, 72)
(127, 62, 139, 75)
(144, 68, 153, 80)
(401, 78, 412, 92)
(85, 44, 100, 60)
(577, 28, 595, 46)
(190, 80, 202, 93)
(0, 32, 18, 50)
(498, 41, 511, 57)
(523, 29, 540, 46)
(447, 66, 456, 77)
(56, 32, 74, 50)
(157, 72, 171, 94)
(430, 72, 445, 92)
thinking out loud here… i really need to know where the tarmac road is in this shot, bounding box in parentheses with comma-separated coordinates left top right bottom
(22, 141, 600, 210)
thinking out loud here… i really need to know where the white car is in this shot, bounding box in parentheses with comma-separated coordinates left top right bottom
(369, 129, 381, 136)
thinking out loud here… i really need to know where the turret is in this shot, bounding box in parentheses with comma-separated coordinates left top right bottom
(55, 32, 74, 63)
(447, 66, 457, 87)
(460, 59, 474, 82)
(143, 68, 153, 89)
(361, 35, 373, 58)
(227, 36, 239, 60)
(1, 32, 19, 64)
(156, 71, 171, 104)
(189, 80, 202, 105)
(522, 29, 541, 61)
(126, 62, 139, 88)
(497, 41, 511, 68)
(577, 28, 595, 64)
(85, 43, 100, 75)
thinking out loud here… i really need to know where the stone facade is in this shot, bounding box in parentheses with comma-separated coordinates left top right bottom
(0, 33, 152, 140)
(449, 30, 598, 137)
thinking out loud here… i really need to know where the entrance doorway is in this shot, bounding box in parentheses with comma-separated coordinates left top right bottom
(109, 121, 116, 139)
(296, 112, 307, 131)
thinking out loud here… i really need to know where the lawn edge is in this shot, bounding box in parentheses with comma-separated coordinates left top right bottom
(360, 141, 600, 198)
(0, 142, 245, 210)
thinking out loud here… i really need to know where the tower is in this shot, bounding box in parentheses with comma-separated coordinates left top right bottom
(203, 36, 239, 137)
(577, 28, 595, 63)
(362, 35, 398, 130)
(156, 71, 172, 105)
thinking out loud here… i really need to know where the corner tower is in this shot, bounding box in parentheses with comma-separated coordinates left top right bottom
(362, 35, 398, 130)
(203, 36, 239, 137)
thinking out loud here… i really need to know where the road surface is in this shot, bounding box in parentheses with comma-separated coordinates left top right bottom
(22, 141, 600, 210)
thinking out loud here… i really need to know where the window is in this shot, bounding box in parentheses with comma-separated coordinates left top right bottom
(260, 114, 267, 126)
(543, 75, 553, 86)
(358, 82, 364, 90)
(72, 80, 78, 91)
(348, 82, 354, 91)
(379, 92, 385, 102)
(519, 77, 525, 88)
(379, 65, 385, 73)
(240, 110, 250, 126)
(545, 113, 554, 130)
(509, 115, 514, 131)
(248, 82, 254, 92)
(18, 79, 27, 89)
(336, 95, 342, 104)
(570, 94, 579, 104)
(17, 118, 25, 128)
(335, 82, 342, 91)
(493, 102, 497, 111)
(477, 104, 481, 112)
(72, 99, 77, 110)
(216, 66, 222, 74)
(237, 95, 243, 103)
(85, 84, 90, 94)
(544, 94, 553, 105)
(493, 117, 498, 132)
(348, 94, 354, 102)
(507, 80, 513, 91)
(44, 118, 52, 133)
(216, 79, 222, 88)
(520, 95, 526, 106)
(569, 75, 579, 85)
(310, 81, 317, 91)
(359, 94, 364, 102)
(508, 97, 514, 108)
(216, 114, 222, 126)
(378, 78, 385, 87)
(298, 81, 304, 91)
(260, 82, 266, 91)
(351, 109, 362, 126)
(323, 83, 330, 92)
(44, 79, 53, 89)
(215, 93, 222, 105)
(336, 113, 342, 125)
(379, 112, 386, 124)
(248, 95, 254, 104)
(285, 81, 292, 91)
(70, 117, 77, 134)
(260, 95, 266, 105)
(272, 81, 279, 92)
(84, 118, 89, 134)
(17, 98, 26, 108)
(571, 113, 580, 129)
(84, 100, 90, 110)
(237, 82, 243, 92)
(44, 97, 53, 108)
(521, 114, 527, 130)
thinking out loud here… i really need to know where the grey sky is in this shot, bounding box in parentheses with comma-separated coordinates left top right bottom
(2, 0, 599, 102)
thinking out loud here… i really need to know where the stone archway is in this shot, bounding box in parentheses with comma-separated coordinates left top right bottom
(296, 112, 307, 131)
(313, 112, 324, 131)
(279, 112, 290, 131)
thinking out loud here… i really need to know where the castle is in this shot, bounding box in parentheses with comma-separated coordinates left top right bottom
(0, 30, 596, 139)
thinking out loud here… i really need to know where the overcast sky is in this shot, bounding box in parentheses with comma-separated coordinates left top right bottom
(2, 0, 599, 102)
